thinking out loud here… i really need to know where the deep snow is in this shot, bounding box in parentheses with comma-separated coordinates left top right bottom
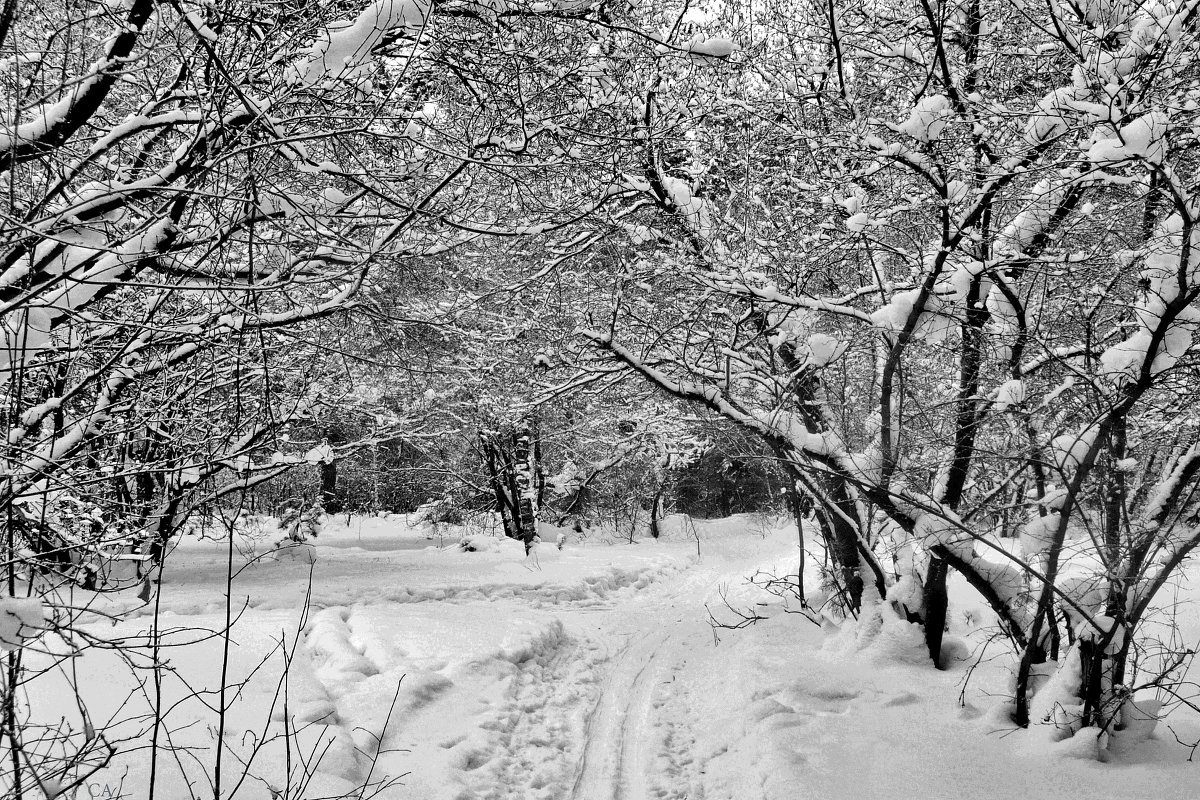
(22, 513, 1200, 799)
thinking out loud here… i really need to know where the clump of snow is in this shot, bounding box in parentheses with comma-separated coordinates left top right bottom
(895, 95, 953, 143)
(945, 179, 969, 204)
(662, 176, 713, 238)
(496, 618, 565, 665)
(870, 289, 953, 341)
(322, 186, 349, 206)
(997, 178, 1069, 255)
(295, 0, 430, 85)
(845, 212, 871, 232)
(305, 441, 335, 464)
(0, 307, 54, 370)
(1087, 111, 1169, 165)
(993, 379, 1026, 411)
(824, 599, 929, 665)
(937, 257, 988, 306)
(803, 333, 846, 367)
(1100, 318, 1193, 381)
(1020, 513, 1059, 561)
(1097, 214, 1200, 382)
(1114, 457, 1138, 472)
(1025, 87, 1080, 143)
(1110, 698, 1161, 753)
(870, 288, 919, 330)
(1050, 425, 1099, 472)
(1027, 650, 1084, 737)
(1039, 487, 1069, 512)
(915, 511, 974, 560)
(687, 36, 737, 58)
(1099, 331, 1151, 380)
(307, 607, 380, 679)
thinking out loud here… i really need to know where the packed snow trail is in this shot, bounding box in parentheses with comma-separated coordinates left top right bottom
(568, 616, 713, 800)
(571, 627, 668, 800)
(563, 528, 785, 800)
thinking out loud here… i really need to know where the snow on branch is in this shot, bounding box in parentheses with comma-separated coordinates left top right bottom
(293, 0, 431, 86)
(0, 0, 155, 168)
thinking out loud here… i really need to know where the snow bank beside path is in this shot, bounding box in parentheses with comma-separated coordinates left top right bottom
(35, 602, 597, 800)
(677, 612, 1200, 800)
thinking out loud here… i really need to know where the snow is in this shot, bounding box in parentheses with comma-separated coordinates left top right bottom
(23, 514, 1200, 799)
(870, 287, 920, 330)
(1088, 111, 1169, 165)
(296, 0, 430, 85)
(662, 175, 713, 238)
(804, 332, 845, 367)
(895, 94, 953, 143)
(1, 220, 176, 372)
(0, 597, 44, 650)
(1050, 424, 1100, 472)
(323, 186, 350, 205)
(915, 510, 974, 560)
(1026, 87, 1080, 143)
(184, 10, 219, 42)
(993, 378, 1026, 411)
(687, 37, 737, 58)
(845, 211, 871, 232)
(1021, 513, 1060, 560)
(870, 287, 953, 341)
(305, 441, 336, 464)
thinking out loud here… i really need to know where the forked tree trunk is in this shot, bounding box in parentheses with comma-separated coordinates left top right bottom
(481, 432, 519, 541)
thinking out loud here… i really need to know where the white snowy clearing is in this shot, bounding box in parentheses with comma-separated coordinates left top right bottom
(29, 514, 1200, 799)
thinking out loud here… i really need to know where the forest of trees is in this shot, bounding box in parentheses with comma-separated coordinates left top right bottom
(3, 0, 1200, 793)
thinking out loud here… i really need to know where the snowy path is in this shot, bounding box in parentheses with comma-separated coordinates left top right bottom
(55, 517, 1200, 800)
(571, 627, 668, 800)
(569, 618, 710, 800)
(564, 541, 766, 800)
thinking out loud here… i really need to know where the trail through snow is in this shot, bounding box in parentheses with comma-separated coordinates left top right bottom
(570, 622, 699, 800)
(44, 515, 1200, 800)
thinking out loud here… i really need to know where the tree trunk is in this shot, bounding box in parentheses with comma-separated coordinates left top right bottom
(923, 557, 949, 668)
(788, 488, 807, 601)
(648, 479, 667, 539)
(320, 460, 341, 513)
(513, 423, 538, 553)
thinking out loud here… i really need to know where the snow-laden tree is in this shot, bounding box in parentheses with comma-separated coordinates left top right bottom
(0, 0, 651, 794)
(577, 0, 1200, 749)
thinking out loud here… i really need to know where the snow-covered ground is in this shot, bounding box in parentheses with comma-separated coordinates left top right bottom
(27, 514, 1200, 799)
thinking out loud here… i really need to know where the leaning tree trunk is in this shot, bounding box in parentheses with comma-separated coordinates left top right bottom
(810, 474, 868, 613)
(775, 347, 875, 613)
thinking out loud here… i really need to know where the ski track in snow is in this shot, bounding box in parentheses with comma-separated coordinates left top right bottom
(570, 625, 684, 800)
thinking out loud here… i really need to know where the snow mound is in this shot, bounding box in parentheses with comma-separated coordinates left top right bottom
(0, 597, 44, 650)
